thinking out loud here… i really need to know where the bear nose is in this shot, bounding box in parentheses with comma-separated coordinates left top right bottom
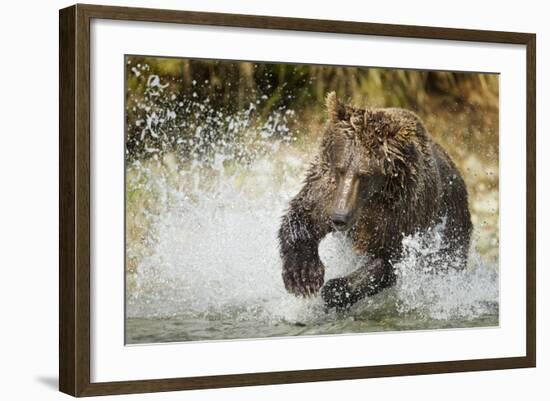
(331, 212, 350, 229)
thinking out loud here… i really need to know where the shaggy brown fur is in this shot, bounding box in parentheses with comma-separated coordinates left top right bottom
(278, 92, 472, 308)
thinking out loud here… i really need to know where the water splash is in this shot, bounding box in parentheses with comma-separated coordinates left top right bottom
(347, 229, 499, 322)
(125, 71, 498, 342)
(125, 126, 498, 328)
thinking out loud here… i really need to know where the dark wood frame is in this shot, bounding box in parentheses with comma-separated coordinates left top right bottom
(59, 3, 536, 397)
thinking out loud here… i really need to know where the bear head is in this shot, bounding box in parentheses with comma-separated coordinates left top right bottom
(322, 92, 425, 231)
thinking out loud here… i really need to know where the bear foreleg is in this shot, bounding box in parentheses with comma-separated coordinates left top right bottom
(279, 201, 330, 297)
(321, 258, 395, 309)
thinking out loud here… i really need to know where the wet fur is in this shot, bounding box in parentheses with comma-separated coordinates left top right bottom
(278, 92, 472, 308)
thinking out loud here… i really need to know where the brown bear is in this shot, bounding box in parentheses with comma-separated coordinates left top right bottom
(278, 92, 472, 308)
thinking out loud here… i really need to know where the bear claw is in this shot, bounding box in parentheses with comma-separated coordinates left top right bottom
(282, 262, 324, 297)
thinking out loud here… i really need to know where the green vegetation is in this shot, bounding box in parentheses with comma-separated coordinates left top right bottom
(125, 56, 499, 271)
(126, 56, 498, 163)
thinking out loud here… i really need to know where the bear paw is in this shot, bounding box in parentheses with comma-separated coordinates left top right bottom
(321, 277, 357, 309)
(282, 261, 324, 297)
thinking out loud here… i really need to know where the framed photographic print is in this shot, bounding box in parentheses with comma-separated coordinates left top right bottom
(59, 4, 536, 397)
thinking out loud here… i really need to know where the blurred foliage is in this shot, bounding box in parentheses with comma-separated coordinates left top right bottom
(125, 56, 498, 163)
(125, 56, 500, 267)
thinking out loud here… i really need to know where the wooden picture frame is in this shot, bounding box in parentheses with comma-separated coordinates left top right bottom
(59, 3, 536, 397)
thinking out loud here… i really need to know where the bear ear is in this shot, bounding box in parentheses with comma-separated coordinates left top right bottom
(325, 91, 347, 123)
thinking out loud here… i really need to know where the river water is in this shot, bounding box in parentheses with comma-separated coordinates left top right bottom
(125, 70, 498, 344)
(125, 142, 499, 344)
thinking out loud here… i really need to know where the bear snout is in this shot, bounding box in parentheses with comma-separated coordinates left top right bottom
(330, 212, 352, 230)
